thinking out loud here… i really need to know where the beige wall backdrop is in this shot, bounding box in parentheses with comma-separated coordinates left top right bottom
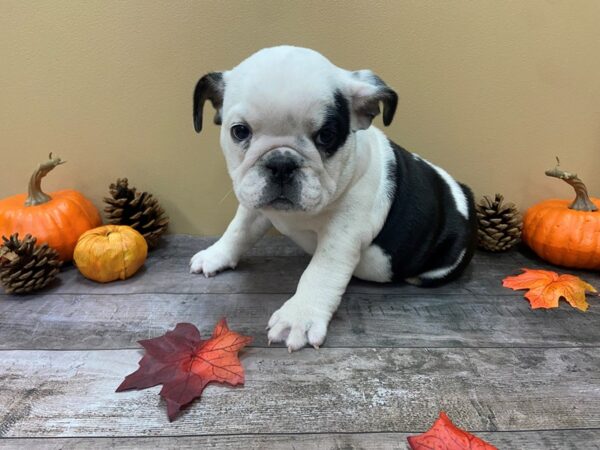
(2, 0, 599, 235)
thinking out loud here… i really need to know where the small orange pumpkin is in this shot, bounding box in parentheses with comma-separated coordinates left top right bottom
(522, 160, 600, 269)
(73, 225, 148, 282)
(0, 154, 102, 261)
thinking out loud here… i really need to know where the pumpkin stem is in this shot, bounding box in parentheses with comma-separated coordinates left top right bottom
(25, 153, 66, 207)
(545, 157, 598, 212)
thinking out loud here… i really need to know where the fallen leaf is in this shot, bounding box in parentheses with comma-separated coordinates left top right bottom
(407, 412, 498, 450)
(503, 268, 597, 311)
(116, 319, 252, 421)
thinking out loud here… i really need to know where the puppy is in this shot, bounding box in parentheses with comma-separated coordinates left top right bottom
(190, 46, 477, 351)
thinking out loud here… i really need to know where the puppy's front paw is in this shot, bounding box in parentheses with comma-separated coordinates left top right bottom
(267, 298, 331, 352)
(189, 244, 237, 277)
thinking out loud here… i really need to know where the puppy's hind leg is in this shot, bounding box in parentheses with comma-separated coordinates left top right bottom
(190, 206, 271, 276)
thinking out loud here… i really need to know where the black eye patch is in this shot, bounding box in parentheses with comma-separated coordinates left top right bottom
(313, 90, 350, 157)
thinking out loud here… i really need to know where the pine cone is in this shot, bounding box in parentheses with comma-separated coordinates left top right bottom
(0, 234, 62, 294)
(476, 194, 522, 252)
(103, 178, 169, 249)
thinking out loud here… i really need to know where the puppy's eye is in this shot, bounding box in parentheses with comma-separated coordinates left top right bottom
(315, 128, 337, 147)
(231, 124, 252, 142)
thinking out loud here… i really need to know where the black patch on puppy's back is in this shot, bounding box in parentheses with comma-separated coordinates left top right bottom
(372, 141, 477, 284)
(315, 90, 350, 158)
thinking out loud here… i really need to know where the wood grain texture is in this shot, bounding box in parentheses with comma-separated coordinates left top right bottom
(2, 291, 599, 350)
(0, 430, 599, 450)
(4, 236, 596, 297)
(1, 236, 599, 447)
(1, 347, 599, 438)
(152, 235, 307, 258)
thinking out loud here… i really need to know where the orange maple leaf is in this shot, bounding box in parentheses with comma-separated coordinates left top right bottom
(502, 268, 597, 311)
(407, 411, 498, 450)
(116, 318, 252, 421)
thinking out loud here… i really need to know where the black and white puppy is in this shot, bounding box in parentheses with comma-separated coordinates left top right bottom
(191, 46, 477, 351)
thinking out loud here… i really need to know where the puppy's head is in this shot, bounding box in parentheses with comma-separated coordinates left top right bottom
(193, 46, 397, 213)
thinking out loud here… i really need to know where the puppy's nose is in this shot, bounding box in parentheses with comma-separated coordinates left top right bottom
(265, 155, 299, 183)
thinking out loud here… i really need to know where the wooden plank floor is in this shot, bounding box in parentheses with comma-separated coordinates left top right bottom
(1, 235, 599, 449)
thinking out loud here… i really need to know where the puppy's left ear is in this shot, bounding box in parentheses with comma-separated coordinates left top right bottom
(347, 70, 398, 130)
(193, 72, 225, 133)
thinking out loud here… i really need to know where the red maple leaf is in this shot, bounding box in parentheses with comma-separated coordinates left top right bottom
(116, 318, 252, 421)
(407, 412, 498, 450)
(503, 268, 597, 311)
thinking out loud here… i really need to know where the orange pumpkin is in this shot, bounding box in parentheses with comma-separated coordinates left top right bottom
(0, 154, 102, 261)
(73, 225, 148, 282)
(522, 161, 600, 269)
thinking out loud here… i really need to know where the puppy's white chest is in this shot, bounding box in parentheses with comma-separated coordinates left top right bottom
(268, 215, 318, 255)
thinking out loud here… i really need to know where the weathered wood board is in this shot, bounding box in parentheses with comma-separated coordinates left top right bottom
(4, 236, 595, 297)
(1, 235, 599, 449)
(1, 291, 599, 350)
(1, 348, 599, 438)
(1, 430, 599, 450)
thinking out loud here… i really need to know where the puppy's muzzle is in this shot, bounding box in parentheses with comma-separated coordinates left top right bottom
(264, 152, 299, 185)
(259, 150, 304, 210)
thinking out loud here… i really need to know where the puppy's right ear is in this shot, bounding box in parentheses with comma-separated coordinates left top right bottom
(193, 72, 225, 133)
